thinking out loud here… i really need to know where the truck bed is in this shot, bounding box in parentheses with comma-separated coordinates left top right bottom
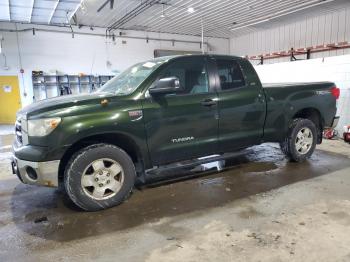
(262, 82, 334, 89)
(261, 80, 337, 142)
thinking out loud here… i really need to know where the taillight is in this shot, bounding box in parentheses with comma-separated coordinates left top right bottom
(331, 86, 340, 100)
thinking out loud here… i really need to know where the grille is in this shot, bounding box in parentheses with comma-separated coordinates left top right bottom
(15, 119, 23, 145)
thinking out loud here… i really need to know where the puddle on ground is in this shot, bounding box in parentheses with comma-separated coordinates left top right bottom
(238, 206, 264, 219)
(1, 143, 349, 244)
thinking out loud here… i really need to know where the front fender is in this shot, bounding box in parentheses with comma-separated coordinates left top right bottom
(26, 99, 149, 164)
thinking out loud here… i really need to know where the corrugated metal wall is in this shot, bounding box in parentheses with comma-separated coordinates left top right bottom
(231, 7, 350, 65)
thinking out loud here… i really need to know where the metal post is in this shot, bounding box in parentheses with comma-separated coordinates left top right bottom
(306, 49, 311, 59)
(201, 18, 204, 54)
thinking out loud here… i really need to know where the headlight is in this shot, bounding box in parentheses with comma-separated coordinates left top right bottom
(27, 118, 61, 137)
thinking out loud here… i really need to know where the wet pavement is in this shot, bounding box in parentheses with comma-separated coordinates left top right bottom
(0, 134, 12, 153)
(0, 133, 350, 261)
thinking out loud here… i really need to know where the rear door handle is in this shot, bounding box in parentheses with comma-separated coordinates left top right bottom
(201, 99, 217, 107)
(257, 93, 265, 103)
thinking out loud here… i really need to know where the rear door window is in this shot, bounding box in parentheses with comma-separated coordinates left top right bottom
(216, 59, 246, 90)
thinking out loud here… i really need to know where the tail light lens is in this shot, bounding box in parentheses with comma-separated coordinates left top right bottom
(331, 86, 340, 100)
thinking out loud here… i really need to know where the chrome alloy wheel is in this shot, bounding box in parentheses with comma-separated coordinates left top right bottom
(81, 158, 124, 200)
(295, 127, 313, 155)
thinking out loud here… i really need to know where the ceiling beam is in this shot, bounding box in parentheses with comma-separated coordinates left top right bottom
(97, 0, 115, 13)
(107, 0, 160, 33)
(29, 0, 35, 23)
(48, 0, 60, 24)
(230, 0, 337, 32)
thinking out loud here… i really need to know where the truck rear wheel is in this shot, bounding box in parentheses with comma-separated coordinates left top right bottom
(280, 118, 317, 162)
(64, 144, 135, 211)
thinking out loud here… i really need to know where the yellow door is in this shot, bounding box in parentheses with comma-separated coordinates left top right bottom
(0, 76, 22, 124)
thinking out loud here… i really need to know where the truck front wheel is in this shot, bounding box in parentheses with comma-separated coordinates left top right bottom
(64, 144, 136, 211)
(280, 118, 317, 162)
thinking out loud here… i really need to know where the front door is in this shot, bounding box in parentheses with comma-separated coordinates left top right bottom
(0, 76, 22, 124)
(142, 56, 219, 166)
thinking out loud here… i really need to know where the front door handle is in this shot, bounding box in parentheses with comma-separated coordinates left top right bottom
(201, 99, 217, 107)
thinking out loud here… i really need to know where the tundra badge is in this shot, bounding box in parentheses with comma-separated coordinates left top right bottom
(171, 137, 194, 143)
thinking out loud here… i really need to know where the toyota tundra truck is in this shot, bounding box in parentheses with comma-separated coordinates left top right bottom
(11, 55, 340, 211)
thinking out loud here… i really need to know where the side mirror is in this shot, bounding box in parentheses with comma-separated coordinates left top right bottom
(149, 77, 181, 95)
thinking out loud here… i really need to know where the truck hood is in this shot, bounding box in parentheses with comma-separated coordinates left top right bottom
(18, 92, 111, 118)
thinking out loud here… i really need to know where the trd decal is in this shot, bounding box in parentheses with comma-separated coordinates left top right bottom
(128, 110, 143, 121)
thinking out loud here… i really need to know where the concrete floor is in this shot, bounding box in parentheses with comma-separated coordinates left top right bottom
(1, 129, 350, 261)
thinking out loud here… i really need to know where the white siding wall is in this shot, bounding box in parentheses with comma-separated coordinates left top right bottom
(0, 23, 229, 106)
(230, 7, 350, 65)
(255, 55, 350, 133)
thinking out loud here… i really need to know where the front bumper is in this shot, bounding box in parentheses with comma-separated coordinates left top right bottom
(11, 156, 60, 187)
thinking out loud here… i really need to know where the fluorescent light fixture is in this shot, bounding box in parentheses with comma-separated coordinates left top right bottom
(68, 0, 85, 23)
(160, 4, 166, 18)
(28, 0, 35, 22)
(231, 19, 270, 31)
(6, 0, 10, 21)
(188, 7, 195, 13)
(48, 0, 60, 24)
(81, 1, 87, 14)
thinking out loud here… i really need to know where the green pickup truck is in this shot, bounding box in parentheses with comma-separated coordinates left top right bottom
(12, 55, 340, 211)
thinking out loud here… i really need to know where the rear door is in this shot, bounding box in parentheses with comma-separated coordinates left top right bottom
(142, 56, 219, 166)
(214, 57, 266, 152)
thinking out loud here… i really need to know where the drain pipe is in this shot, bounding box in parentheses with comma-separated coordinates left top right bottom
(0, 36, 9, 70)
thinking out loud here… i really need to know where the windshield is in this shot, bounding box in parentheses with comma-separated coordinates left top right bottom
(97, 57, 171, 95)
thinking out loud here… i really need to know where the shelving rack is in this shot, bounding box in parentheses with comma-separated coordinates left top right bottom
(32, 73, 114, 101)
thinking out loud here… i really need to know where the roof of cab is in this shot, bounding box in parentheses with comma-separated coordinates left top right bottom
(152, 54, 244, 62)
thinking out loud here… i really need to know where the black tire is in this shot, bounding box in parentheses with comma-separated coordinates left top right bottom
(280, 118, 317, 162)
(64, 143, 135, 211)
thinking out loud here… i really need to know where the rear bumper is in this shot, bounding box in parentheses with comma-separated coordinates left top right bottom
(11, 155, 60, 187)
(330, 116, 340, 128)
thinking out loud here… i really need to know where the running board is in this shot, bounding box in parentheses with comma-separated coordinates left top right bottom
(145, 150, 252, 178)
